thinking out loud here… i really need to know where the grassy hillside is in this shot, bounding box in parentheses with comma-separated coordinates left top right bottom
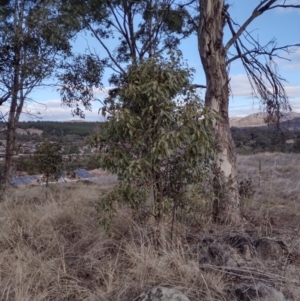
(1, 154, 300, 301)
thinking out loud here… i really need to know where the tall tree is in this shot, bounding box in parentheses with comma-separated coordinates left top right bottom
(60, 0, 300, 225)
(0, 0, 78, 183)
(198, 0, 300, 224)
(59, 0, 195, 116)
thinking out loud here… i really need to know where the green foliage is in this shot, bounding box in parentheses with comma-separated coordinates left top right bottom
(58, 54, 105, 118)
(59, 0, 195, 114)
(158, 5, 192, 34)
(0, 0, 76, 94)
(97, 183, 147, 232)
(0, 0, 81, 182)
(15, 156, 38, 175)
(93, 52, 217, 225)
(62, 143, 79, 155)
(231, 126, 300, 154)
(34, 139, 63, 186)
(17, 121, 103, 138)
(174, 183, 215, 228)
(86, 154, 101, 170)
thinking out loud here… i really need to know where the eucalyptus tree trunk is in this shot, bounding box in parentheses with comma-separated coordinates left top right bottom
(4, 93, 18, 184)
(4, 0, 22, 185)
(198, 0, 241, 225)
(4, 69, 23, 185)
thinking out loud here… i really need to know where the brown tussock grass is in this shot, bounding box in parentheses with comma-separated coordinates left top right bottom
(1, 153, 300, 301)
(0, 183, 227, 301)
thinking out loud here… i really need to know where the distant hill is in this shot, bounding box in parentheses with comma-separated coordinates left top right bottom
(230, 112, 300, 129)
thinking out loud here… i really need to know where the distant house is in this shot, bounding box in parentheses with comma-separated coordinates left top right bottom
(74, 169, 90, 179)
(11, 175, 39, 186)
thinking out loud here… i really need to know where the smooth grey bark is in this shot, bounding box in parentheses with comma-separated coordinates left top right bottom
(198, 0, 241, 225)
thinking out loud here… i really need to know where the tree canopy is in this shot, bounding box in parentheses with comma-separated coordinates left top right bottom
(58, 0, 196, 116)
(0, 0, 81, 183)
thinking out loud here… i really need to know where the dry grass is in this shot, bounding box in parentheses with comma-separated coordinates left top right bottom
(0, 182, 228, 301)
(238, 152, 300, 237)
(237, 153, 300, 300)
(0, 154, 300, 301)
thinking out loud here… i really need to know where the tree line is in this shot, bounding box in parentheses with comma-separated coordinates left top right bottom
(17, 121, 103, 137)
(232, 126, 300, 154)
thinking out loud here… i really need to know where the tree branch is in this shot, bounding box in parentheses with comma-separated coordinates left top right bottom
(223, 5, 296, 125)
(190, 84, 206, 89)
(87, 24, 125, 75)
(224, 0, 300, 52)
(226, 43, 300, 65)
(269, 4, 300, 10)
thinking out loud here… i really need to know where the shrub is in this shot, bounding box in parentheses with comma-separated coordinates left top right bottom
(34, 139, 63, 186)
(92, 52, 217, 230)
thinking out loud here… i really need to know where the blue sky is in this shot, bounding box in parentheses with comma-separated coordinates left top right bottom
(18, 0, 300, 121)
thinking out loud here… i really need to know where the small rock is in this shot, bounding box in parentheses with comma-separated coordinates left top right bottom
(233, 281, 286, 301)
(135, 286, 190, 301)
(255, 238, 287, 260)
(192, 241, 245, 267)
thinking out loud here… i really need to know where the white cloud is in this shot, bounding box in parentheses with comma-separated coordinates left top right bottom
(2, 80, 298, 121)
(285, 85, 300, 98)
(0, 86, 112, 122)
(230, 72, 300, 97)
(228, 73, 300, 116)
(26, 82, 300, 120)
(18, 86, 114, 122)
(280, 48, 300, 71)
(18, 99, 105, 122)
(230, 74, 254, 98)
(229, 107, 260, 117)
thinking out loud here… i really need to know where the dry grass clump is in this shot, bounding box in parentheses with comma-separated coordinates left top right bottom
(0, 183, 106, 301)
(0, 182, 228, 301)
